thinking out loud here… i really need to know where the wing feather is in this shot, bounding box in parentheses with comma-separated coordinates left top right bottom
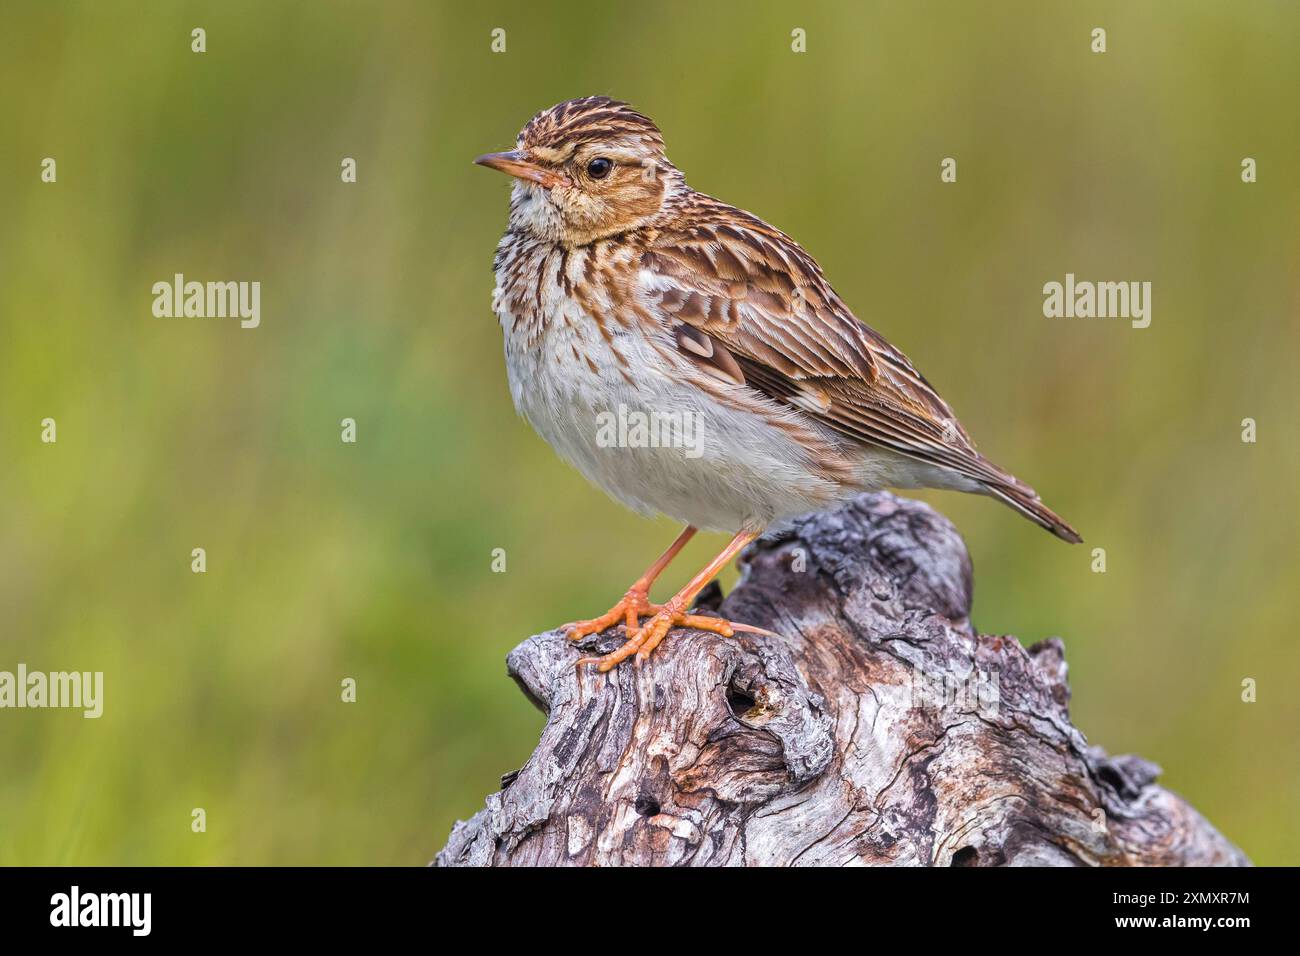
(640, 197, 1016, 489)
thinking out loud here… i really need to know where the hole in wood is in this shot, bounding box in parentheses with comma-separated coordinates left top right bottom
(634, 795, 661, 817)
(951, 846, 979, 867)
(726, 685, 757, 718)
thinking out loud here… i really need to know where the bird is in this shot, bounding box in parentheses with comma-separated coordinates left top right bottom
(476, 96, 1081, 673)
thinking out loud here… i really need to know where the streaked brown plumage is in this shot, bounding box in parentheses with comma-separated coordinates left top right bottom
(477, 96, 1080, 672)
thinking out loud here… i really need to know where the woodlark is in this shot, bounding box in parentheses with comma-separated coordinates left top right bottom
(477, 97, 1081, 673)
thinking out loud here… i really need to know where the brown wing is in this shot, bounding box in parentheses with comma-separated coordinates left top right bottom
(641, 199, 1018, 490)
(644, 221, 879, 385)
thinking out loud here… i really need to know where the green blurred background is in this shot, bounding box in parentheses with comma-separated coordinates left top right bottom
(1, 1, 1296, 865)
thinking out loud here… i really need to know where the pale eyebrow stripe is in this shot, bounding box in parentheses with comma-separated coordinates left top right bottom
(529, 144, 576, 163)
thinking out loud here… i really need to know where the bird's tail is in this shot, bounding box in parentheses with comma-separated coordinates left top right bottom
(977, 466, 1082, 544)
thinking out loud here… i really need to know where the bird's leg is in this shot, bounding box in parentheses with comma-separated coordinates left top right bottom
(563, 526, 698, 641)
(576, 530, 759, 673)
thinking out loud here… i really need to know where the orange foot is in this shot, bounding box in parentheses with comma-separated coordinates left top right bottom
(563, 588, 664, 642)
(575, 603, 738, 673)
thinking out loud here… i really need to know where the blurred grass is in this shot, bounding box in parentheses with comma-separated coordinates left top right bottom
(0, 0, 1296, 864)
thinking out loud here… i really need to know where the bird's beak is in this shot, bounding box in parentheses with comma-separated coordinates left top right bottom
(474, 150, 565, 189)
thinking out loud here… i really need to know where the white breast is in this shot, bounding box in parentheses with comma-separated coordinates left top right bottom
(492, 236, 867, 532)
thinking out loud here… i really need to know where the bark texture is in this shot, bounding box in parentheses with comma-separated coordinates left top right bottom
(435, 492, 1248, 867)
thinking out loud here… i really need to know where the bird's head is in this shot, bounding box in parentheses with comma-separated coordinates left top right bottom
(475, 96, 680, 246)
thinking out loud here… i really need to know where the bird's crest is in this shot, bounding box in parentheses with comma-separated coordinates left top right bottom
(518, 96, 665, 159)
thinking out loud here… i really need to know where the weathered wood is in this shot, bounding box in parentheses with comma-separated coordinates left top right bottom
(435, 492, 1248, 867)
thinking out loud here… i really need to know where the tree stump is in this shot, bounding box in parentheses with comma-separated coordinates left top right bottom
(434, 492, 1248, 867)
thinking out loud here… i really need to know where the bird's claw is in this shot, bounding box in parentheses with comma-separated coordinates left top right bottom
(575, 607, 741, 674)
(563, 588, 664, 642)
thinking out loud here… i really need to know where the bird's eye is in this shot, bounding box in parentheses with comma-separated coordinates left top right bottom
(586, 157, 614, 180)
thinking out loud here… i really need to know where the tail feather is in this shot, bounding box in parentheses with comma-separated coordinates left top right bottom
(983, 480, 1082, 544)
